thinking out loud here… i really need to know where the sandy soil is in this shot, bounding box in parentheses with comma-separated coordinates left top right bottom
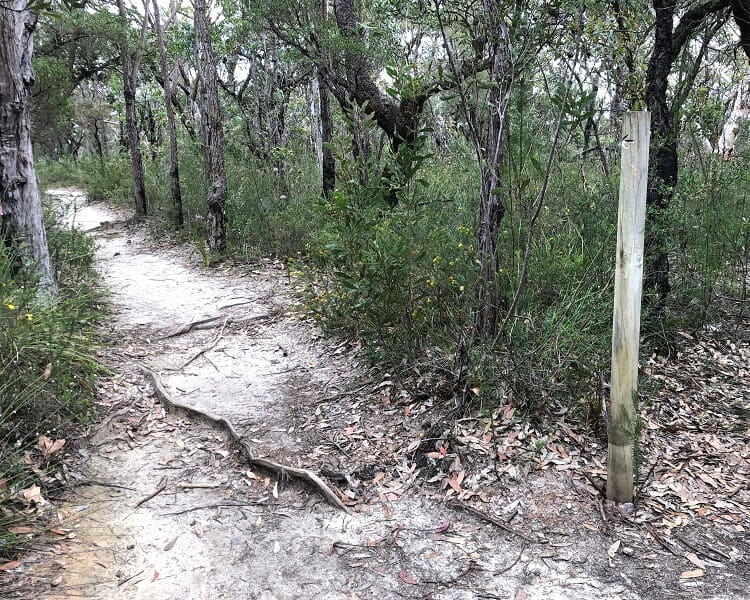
(1, 190, 747, 600)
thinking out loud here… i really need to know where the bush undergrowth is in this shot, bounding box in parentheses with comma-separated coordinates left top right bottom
(0, 204, 104, 560)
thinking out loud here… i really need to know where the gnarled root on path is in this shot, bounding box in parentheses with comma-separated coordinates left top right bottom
(139, 364, 350, 513)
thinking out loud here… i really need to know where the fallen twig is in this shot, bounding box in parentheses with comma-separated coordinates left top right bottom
(494, 543, 526, 575)
(161, 501, 265, 516)
(176, 321, 227, 369)
(117, 570, 144, 587)
(177, 482, 221, 489)
(447, 499, 532, 542)
(676, 535, 730, 562)
(140, 365, 350, 512)
(66, 479, 134, 491)
(134, 476, 168, 508)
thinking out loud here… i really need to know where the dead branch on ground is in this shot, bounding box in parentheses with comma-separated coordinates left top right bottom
(134, 476, 168, 507)
(447, 499, 532, 542)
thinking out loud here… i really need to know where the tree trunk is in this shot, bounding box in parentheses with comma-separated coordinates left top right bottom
(644, 0, 731, 305)
(718, 70, 750, 158)
(0, 2, 56, 296)
(644, 0, 676, 304)
(474, 0, 512, 339)
(194, 0, 228, 254)
(320, 73, 335, 197)
(117, 0, 148, 217)
(152, 0, 183, 229)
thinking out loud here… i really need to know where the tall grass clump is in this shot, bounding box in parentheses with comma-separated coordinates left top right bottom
(0, 209, 103, 559)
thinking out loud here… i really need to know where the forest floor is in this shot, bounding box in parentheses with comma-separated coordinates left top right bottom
(1, 189, 748, 600)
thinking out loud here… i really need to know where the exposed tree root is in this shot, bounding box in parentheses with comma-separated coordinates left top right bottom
(139, 365, 350, 512)
(161, 312, 275, 339)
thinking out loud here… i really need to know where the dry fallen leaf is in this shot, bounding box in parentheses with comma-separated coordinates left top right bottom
(685, 552, 706, 570)
(0, 561, 21, 571)
(680, 569, 704, 579)
(434, 520, 451, 533)
(38, 435, 66, 459)
(9, 525, 35, 535)
(398, 570, 419, 585)
(607, 540, 621, 558)
(21, 484, 48, 507)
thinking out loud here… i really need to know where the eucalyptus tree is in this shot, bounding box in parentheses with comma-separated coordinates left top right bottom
(643, 0, 734, 304)
(0, 0, 56, 296)
(194, 0, 227, 253)
(116, 0, 149, 217)
(151, 0, 183, 229)
(32, 8, 122, 157)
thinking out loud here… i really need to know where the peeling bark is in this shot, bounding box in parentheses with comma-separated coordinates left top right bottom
(0, 1, 56, 296)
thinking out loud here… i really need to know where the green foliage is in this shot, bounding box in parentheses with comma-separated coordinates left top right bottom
(0, 207, 104, 558)
(36, 157, 87, 189)
(298, 116, 477, 369)
(83, 155, 134, 205)
(671, 155, 750, 319)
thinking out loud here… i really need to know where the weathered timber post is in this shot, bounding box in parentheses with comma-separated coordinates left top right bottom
(607, 111, 650, 503)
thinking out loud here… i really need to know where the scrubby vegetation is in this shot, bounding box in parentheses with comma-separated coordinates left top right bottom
(0, 206, 103, 558)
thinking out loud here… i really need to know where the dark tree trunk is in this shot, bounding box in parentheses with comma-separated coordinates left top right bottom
(733, 0, 750, 59)
(194, 0, 227, 254)
(474, 0, 512, 339)
(93, 118, 105, 163)
(644, 0, 677, 303)
(152, 0, 183, 230)
(0, 1, 56, 296)
(320, 1, 335, 197)
(320, 73, 335, 197)
(117, 0, 148, 217)
(643, 0, 731, 304)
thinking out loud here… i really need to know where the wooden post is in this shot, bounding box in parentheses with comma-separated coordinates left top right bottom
(607, 111, 650, 503)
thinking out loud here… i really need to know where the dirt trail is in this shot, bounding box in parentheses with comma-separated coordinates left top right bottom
(3, 190, 746, 600)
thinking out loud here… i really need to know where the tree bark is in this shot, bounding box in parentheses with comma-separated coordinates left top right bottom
(0, 1, 56, 296)
(194, 0, 227, 253)
(474, 0, 512, 339)
(117, 0, 148, 217)
(644, 0, 731, 304)
(152, 0, 183, 229)
(319, 0, 335, 197)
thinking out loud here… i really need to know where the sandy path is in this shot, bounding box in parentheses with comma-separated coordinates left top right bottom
(6, 190, 744, 600)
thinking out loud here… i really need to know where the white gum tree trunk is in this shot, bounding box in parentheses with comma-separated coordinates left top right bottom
(0, 1, 56, 296)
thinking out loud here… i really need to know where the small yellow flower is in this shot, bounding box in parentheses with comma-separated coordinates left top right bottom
(25, 313, 32, 321)
(6, 303, 15, 310)
(457, 243, 463, 249)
